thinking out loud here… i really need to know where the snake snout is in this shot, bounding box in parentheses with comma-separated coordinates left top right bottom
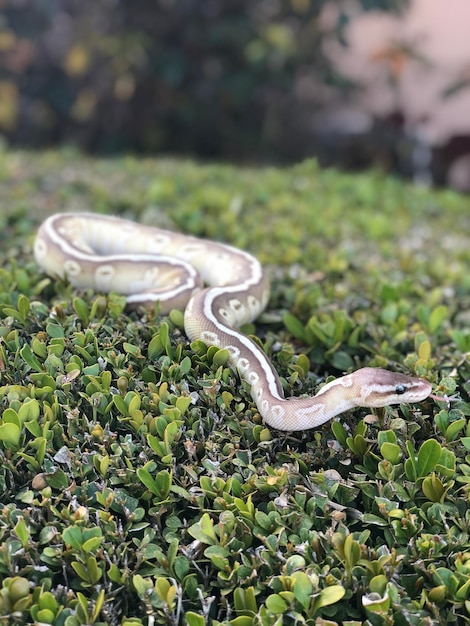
(357, 368, 433, 407)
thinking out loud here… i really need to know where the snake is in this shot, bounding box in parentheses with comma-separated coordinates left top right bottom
(34, 212, 442, 431)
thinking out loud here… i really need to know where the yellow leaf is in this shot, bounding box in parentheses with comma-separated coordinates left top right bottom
(418, 339, 431, 360)
(71, 89, 97, 121)
(64, 44, 89, 76)
(0, 31, 16, 51)
(0, 81, 18, 129)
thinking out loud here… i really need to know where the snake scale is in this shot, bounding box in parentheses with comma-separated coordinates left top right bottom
(34, 213, 439, 431)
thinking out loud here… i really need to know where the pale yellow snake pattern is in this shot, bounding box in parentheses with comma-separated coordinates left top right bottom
(34, 213, 437, 431)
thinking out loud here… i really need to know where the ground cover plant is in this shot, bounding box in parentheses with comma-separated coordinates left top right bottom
(0, 147, 469, 625)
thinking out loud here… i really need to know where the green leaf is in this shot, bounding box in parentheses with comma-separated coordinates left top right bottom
(0, 422, 21, 448)
(63, 526, 83, 551)
(18, 398, 40, 422)
(292, 571, 313, 610)
(422, 474, 445, 503)
(36, 608, 55, 623)
(254, 510, 271, 530)
(346, 434, 368, 456)
(433, 567, 458, 590)
(404, 458, 417, 482)
(445, 418, 466, 442)
(172, 555, 189, 580)
(124, 342, 141, 357)
(75, 592, 90, 622)
(46, 468, 69, 490)
(331, 310, 346, 343)
(285, 555, 306, 575)
(113, 395, 129, 416)
(188, 513, 217, 545)
(330, 350, 354, 371)
(17, 294, 30, 321)
(137, 467, 159, 496)
(380, 442, 401, 464)
(404, 440, 418, 481)
(229, 618, 255, 626)
(455, 578, 470, 601)
(36, 591, 58, 613)
(82, 536, 103, 553)
(108, 563, 123, 584)
(283, 313, 306, 342)
(315, 585, 346, 609)
(154, 469, 172, 499)
(361, 513, 388, 526)
(2, 408, 20, 427)
(71, 560, 89, 582)
(155, 577, 176, 605)
(147, 334, 163, 360)
(435, 410, 450, 434)
(147, 433, 167, 458)
(377, 430, 397, 447)
(450, 329, 470, 352)
(46, 322, 65, 338)
(212, 348, 230, 366)
(127, 391, 141, 413)
(169, 308, 185, 328)
(159, 322, 173, 357)
(133, 574, 153, 598)
(343, 534, 361, 569)
(14, 517, 31, 547)
(204, 545, 230, 569)
(175, 395, 192, 414)
(436, 448, 456, 477)
(429, 305, 448, 333)
(179, 356, 192, 375)
(91, 589, 105, 621)
(20, 343, 43, 373)
(234, 586, 258, 615)
(331, 421, 347, 446)
(30, 336, 46, 358)
(265, 593, 289, 614)
(73, 297, 90, 325)
(84, 556, 102, 584)
(362, 589, 391, 613)
(186, 613, 206, 626)
(417, 439, 441, 477)
(354, 419, 367, 438)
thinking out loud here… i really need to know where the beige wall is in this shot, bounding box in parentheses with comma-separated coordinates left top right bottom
(327, 0, 470, 146)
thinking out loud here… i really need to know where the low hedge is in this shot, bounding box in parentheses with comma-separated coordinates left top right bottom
(0, 148, 469, 625)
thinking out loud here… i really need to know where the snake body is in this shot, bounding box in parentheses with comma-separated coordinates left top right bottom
(34, 213, 434, 431)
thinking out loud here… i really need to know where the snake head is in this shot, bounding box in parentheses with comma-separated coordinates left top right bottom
(351, 367, 433, 408)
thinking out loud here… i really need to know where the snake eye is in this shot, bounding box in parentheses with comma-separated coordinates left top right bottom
(395, 384, 407, 395)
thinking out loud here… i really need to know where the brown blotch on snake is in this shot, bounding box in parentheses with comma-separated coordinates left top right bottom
(35, 213, 448, 431)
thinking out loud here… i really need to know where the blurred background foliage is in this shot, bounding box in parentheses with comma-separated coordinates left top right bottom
(0, 0, 410, 162)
